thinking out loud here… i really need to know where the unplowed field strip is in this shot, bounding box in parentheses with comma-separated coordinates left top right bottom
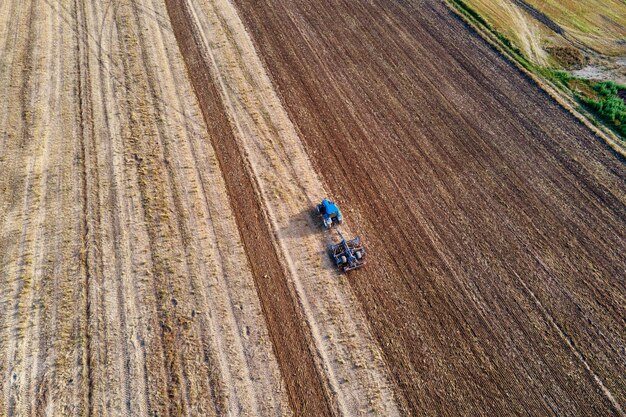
(232, 0, 626, 415)
(2, 0, 290, 415)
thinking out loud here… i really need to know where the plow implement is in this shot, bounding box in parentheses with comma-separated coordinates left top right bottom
(329, 230, 366, 272)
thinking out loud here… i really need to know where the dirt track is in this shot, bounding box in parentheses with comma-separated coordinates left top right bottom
(163, 2, 333, 415)
(0, 0, 624, 415)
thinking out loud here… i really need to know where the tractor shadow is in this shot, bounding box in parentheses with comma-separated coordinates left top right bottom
(284, 206, 344, 272)
(284, 206, 328, 240)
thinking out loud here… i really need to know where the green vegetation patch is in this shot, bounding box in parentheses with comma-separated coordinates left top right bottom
(542, 69, 573, 88)
(447, 0, 626, 141)
(540, 71, 626, 139)
(578, 81, 626, 137)
(541, 71, 626, 138)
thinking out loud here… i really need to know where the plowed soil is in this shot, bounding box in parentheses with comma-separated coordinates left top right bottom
(1, 0, 624, 416)
(232, 0, 626, 415)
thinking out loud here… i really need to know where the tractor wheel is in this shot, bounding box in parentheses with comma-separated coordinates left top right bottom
(340, 255, 347, 265)
(355, 251, 362, 260)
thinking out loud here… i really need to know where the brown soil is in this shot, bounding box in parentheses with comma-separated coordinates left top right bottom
(547, 46, 589, 69)
(231, 0, 626, 415)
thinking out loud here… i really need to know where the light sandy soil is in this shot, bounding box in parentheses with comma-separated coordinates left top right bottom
(1, 0, 290, 415)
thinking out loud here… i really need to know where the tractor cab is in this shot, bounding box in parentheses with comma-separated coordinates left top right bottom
(316, 199, 343, 229)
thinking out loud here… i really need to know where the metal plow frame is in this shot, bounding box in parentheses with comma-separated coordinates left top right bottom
(329, 233, 366, 272)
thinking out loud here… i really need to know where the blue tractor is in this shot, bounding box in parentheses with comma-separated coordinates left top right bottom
(316, 198, 366, 272)
(316, 199, 343, 229)
(329, 230, 366, 272)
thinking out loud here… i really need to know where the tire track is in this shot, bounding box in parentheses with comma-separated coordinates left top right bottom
(26, 3, 67, 411)
(0, 0, 20, 125)
(73, 0, 97, 413)
(86, 0, 149, 413)
(1, 1, 39, 414)
(15, 0, 62, 413)
(509, 0, 564, 35)
(0, 0, 88, 415)
(76, 0, 135, 413)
